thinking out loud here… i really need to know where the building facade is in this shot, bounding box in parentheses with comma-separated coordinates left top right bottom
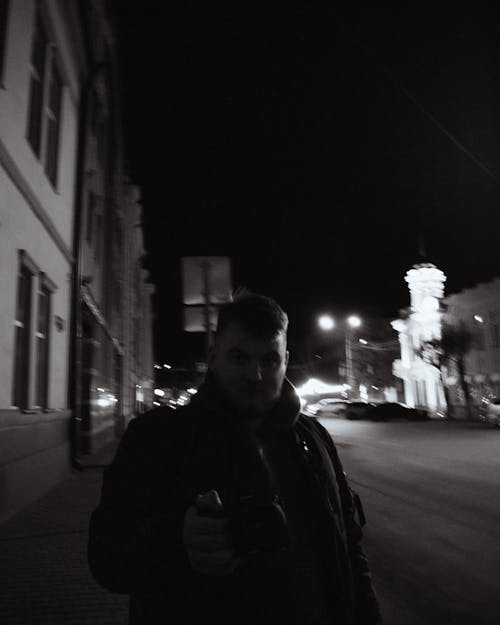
(0, 0, 83, 522)
(0, 0, 154, 522)
(122, 182, 155, 418)
(444, 278, 500, 405)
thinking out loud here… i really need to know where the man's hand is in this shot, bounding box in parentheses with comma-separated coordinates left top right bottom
(183, 490, 240, 576)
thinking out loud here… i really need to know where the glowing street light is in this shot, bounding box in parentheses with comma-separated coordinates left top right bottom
(347, 315, 361, 328)
(318, 314, 335, 331)
(317, 313, 362, 398)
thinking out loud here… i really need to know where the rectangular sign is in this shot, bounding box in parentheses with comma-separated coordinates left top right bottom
(181, 256, 232, 305)
(183, 305, 219, 333)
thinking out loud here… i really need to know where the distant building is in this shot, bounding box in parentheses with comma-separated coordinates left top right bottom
(0, 0, 154, 523)
(444, 277, 500, 403)
(392, 263, 448, 415)
(122, 182, 155, 418)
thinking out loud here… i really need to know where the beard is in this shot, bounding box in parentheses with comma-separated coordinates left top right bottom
(228, 383, 282, 421)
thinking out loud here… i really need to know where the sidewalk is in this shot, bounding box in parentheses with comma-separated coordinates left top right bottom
(0, 440, 129, 625)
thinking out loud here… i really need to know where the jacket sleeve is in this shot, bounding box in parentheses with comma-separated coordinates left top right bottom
(87, 413, 191, 593)
(312, 421, 383, 625)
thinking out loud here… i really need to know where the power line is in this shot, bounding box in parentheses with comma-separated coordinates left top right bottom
(344, 21, 500, 185)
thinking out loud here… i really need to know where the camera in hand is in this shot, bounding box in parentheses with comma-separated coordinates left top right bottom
(228, 493, 289, 557)
(196, 418, 290, 558)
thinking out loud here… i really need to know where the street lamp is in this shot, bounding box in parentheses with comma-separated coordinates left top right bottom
(345, 315, 362, 396)
(317, 314, 362, 398)
(318, 314, 335, 331)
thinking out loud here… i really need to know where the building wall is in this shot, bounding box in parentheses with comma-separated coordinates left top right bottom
(73, 4, 154, 453)
(122, 183, 155, 423)
(0, 0, 82, 522)
(0, 0, 155, 522)
(445, 278, 500, 401)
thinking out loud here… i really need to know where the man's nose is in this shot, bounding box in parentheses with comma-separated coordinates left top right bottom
(246, 361, 264, 381)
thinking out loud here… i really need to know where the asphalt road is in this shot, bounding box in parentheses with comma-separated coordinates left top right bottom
(319, 417, 500, 625)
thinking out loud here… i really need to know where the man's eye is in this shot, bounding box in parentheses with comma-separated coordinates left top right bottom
(264, 357, 280, 367)
(231, 352, 248, 364)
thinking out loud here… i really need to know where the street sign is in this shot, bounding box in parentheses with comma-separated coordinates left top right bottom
(183, 305, 219, 333)
(181, 256, 232, 305)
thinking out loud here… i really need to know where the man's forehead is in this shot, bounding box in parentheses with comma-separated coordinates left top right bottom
(217, 322, 287, 351)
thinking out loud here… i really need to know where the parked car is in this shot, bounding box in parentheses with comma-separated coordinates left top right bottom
(481, 397, 500, 427)
(344, 401, 374, 420)
(305, 398, 347, 418)
(367, 402, 429, 421)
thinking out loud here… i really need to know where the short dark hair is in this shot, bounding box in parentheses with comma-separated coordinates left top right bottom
(215, 293, 289, 340)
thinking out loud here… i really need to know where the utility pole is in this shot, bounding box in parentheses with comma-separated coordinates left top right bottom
(201, 259, 212, 362)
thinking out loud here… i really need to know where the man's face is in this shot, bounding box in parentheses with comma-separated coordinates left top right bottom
(209, 321, 289, 419)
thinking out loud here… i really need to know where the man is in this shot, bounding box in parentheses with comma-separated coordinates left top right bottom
(88, 293, 382, 625)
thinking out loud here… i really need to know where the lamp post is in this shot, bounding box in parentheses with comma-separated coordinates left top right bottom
(318, 314, 362, 399)
(345, 315, 361, 395)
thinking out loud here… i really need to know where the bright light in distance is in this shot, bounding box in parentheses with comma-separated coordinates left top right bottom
(359, 338, 368, 345)
(187, 388, 198, 395)
(347, 315, 361, 328)
(154, 388, 165, 397)
(163, 363, 172, 369)
(318, 315, 335, 331)
(153, 401, 161, 406)
(296, 377, 345, 398)
(474, 315, 484, 323)
(154, 364, 162, 369)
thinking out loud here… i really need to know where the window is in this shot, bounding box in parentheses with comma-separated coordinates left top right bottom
(44, 60, 62, 185)
(12, 254, 55, 411)
(12, 262, 33, 409)
(0, 0, 9, 84)
(35, 280, 51, 408)
(26, 11, 63, 186)
(26, 14, 47, 155)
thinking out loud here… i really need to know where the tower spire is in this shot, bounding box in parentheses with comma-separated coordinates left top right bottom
(417, 230, 427, 261)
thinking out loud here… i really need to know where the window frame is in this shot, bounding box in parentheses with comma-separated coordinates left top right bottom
(26, 9, 64, 188)
(34, 275, 53, 409)
(0, 0, 10, 86)
(44, 58, 63, 186)
(26, 12, 48, 157)
(12, 251, 38, 409)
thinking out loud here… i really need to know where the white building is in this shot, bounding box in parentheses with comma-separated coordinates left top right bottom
(0, 0, 155, 522)
(0, 0, 83, 521)
(392, 263, 448, 415)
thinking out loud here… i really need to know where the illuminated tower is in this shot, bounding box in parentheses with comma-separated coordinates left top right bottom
(392, 263, 447, 414)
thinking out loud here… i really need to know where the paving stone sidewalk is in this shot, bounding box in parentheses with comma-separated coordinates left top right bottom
(0, 441, 129, 625)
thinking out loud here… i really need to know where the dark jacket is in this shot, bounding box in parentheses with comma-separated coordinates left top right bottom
(88, 378, 382, 625)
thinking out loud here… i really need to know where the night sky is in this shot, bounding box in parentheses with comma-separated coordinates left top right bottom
(110, 4, 500, 368)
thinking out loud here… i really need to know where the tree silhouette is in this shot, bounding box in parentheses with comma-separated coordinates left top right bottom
(420, 320, 473, 418)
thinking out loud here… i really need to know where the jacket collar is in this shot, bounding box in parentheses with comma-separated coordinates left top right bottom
(190, 372, 301, 431)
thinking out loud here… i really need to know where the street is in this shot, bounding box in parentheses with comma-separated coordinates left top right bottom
(319, 417, 500, 625)
(2, 418, 499, 624)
